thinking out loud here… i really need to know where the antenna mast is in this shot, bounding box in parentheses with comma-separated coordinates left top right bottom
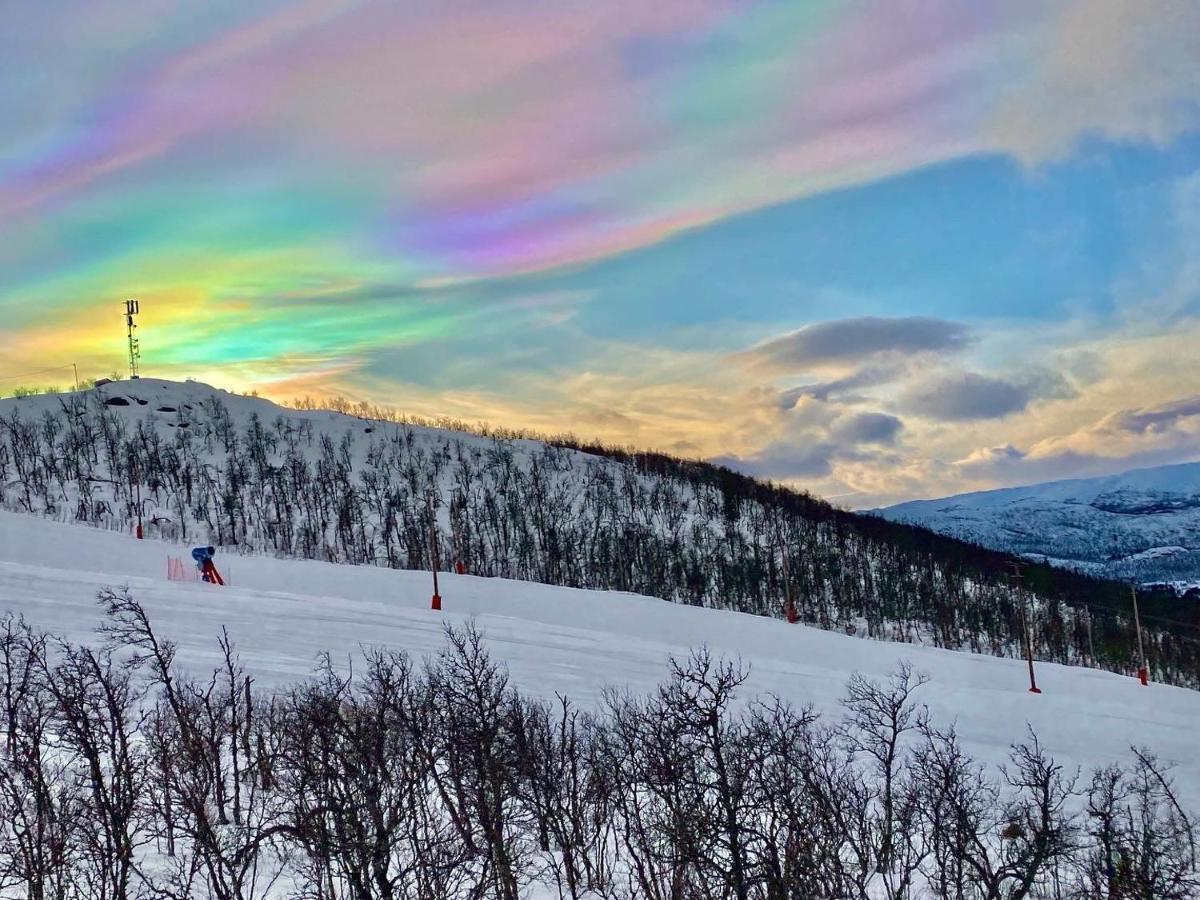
(124, 299, 141, 379)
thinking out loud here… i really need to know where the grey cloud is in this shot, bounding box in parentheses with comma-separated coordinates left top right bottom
(956, 447, 1100, 483)
(743, 317, 971, 372)
(711, 443, 837, 480)
(905, 372, 1029, 421)
(580, 407, 636, 429)
(904, 370, 1074, 422)
(969, 444, 1027, 464)
(831, 412, 904, 445)
(1107, 395, 1200, 434)
(710, 412, 902, 482)
(780, 363, 905, 407)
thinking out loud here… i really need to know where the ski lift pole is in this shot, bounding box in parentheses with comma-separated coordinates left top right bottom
(1131, 586, 1148, 685)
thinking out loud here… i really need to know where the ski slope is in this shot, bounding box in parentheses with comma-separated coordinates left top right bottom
(2, 508, 1199, 806)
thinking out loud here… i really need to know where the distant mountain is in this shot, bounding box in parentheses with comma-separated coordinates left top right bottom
(875, 463, 1200, 587)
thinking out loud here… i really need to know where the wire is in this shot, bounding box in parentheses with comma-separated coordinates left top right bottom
(1079, 605, 1200, 634)
(1128, 610, 1200, 633)
(0, 364, 77, 383)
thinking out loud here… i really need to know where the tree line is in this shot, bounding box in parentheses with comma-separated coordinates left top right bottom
(0, 389, 1197, 687)
(2, 592, 1197, 900)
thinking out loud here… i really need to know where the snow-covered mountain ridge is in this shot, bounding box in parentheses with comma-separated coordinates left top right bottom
(875, 462, 1200, 587)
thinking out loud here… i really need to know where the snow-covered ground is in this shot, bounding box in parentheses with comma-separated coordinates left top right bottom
(875, 461, 1200, 584)
(3, 507, 1199, 807)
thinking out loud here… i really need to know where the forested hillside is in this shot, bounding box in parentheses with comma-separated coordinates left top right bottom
(2, 379, 1198, 686)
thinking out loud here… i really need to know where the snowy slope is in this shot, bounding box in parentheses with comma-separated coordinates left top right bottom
(875, 462, 1200, 585)
(0, 379, 1046, 651)
(3, 508, 1198, 807)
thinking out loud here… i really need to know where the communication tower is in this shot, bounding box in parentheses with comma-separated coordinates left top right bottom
(123, 299, 141, 379)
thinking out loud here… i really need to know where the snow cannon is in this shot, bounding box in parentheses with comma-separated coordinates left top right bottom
(190, 545, 225, 586)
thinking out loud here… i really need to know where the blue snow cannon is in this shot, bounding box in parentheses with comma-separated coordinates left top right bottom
(191, 545, 217, 582)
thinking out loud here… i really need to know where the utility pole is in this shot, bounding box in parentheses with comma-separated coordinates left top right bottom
(774, 517, 799, 624)
(129, 450, 144, 539)
(123, 299, 141, 379)
(135, 467, 143, 540)
(1008, 562, 1041, 694)
(1131, 586, 1148, 685)
(1084, 607, 1096, 666)
(427, 490, 442, 611)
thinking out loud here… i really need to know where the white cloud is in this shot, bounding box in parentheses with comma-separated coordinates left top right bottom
(988, 0, 1200, 163)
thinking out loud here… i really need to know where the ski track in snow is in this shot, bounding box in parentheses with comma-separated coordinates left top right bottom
(2, 508, 1199, 806)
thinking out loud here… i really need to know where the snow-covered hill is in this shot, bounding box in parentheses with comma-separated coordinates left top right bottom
(3, 507, 1198, 807)
(875, 462, 1200, 586)
(3, 378, 1197, 687)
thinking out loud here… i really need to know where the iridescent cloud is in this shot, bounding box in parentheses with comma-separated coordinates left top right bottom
(1, 0, 1198, 503)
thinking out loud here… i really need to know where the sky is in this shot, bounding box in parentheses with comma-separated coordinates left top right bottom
(1, 0, 1198, 507)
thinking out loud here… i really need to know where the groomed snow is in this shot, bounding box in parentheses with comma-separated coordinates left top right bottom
(2, 507, 1198, 806)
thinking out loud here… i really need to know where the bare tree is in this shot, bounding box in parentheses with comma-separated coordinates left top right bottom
(0, 615, 79, 900)
(841, 662, 931, 899)
(39, 637, 148, 900)
(1075, 750, 1198, 899)
(99, 589, 287, 900)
